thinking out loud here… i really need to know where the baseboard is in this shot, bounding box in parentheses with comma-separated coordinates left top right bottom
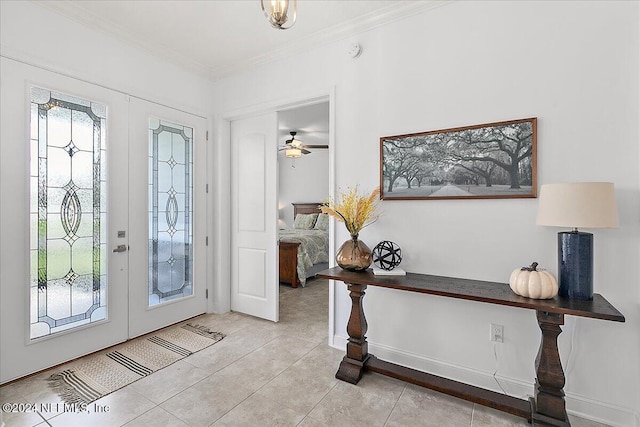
(562, 391, 638, 427)
(331, 333, 638, 427)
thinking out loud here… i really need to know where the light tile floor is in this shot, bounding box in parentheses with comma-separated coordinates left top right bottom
(1, 279, 610, 427)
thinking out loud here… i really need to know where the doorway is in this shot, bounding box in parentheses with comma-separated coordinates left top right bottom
(227, 93, 335, 331)
(277, 102, 330, 229)
(277, 101, 330, 321)
(0, 59, 208, 383)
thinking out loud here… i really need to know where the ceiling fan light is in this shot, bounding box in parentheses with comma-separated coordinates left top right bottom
(285, 148, 302, 158)
(261, 0, 297, 30)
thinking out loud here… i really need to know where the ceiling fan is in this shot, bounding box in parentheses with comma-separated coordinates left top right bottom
(278, 131, 328, 158)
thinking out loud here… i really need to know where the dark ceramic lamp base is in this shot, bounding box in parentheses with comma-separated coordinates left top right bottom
(558, 231, 593, 300)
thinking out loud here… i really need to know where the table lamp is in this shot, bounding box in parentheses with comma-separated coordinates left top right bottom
(536, 182, 618, 300)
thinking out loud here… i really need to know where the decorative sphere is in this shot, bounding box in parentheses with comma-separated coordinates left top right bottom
(372, 241, 402, 270)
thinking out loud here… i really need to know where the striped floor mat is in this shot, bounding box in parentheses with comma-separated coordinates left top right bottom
(47, 323, 224, 405)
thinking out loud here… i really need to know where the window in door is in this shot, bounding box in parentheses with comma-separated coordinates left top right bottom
(148, 118, 194, 306)
(29, 87, 107, 340)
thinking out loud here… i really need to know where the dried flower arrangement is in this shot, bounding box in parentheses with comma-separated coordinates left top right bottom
(321, 186, 381, 236)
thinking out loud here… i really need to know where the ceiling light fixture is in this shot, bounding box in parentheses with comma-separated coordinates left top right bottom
(285, 148, 302, 158)
(261, 0, 297, 30)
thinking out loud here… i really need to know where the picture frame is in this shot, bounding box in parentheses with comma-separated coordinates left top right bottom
(380, 118, 537, 200)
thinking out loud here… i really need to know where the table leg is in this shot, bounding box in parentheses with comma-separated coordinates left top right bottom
(336, 283, 369, 384)
(531, 311, 570, 427)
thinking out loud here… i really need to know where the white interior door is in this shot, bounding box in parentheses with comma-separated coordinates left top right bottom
(128, 98, 208, 338)
(230, 113, 279, 321)
(0, 59, 129, 383)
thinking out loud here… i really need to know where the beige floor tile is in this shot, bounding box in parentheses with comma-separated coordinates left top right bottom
(296, 416, 332, 427)
(385, 384, 473, 427)
(273, 320, 328, 344)
(211, 392, 306, 427)
(48, 387, 155, 427)
(6, 369, 69, 419)
(254, 362, 338, 414)
(253, 335, 320, 362)
(211, 348, 297, 392)
(1, 399, 46, 427)
(0, 383, 24, 404)
(160, 371, 254, 427)
(292, 343, 344, 378)
(471, 403, 529, 427)
(129, 359, 210, 404)
(182, 325, 281, 373)
(306, 373, 405, 427)
(193, 312, 266, 334)
(7, 370, 59, 403)
(123, 406, 189, 427)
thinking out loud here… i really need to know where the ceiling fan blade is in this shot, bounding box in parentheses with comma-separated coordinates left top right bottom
(301, 149, 311, 154)
(304, 145, 329, 149)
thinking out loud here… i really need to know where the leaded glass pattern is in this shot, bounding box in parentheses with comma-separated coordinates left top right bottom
(29, 87, 107, 340)
(148, 118, 193, 306)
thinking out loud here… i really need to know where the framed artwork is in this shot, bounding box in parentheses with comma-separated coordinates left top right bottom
(380, 118, 537, 200)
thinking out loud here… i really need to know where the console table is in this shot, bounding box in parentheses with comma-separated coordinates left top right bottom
(317, 267, 624, 427)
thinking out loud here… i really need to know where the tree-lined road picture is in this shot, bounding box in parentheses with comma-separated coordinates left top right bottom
(380, 118, 537, 200)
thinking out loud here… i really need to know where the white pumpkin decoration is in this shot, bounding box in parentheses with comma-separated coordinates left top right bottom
(509, 262, 558, 299)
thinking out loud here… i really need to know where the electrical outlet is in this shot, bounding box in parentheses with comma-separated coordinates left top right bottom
(490, 323, 504, 343)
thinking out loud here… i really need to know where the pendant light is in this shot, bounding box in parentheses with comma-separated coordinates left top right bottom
(261, 0, 297, 30)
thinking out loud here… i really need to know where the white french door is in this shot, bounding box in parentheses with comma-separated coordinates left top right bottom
(1, 59, 129, 382)
(230, 113, 279, 321)
(0, 59, 207, 383)
(128, 98, 207, 338)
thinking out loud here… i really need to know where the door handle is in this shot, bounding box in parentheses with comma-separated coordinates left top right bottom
(112, 244, 128, 253)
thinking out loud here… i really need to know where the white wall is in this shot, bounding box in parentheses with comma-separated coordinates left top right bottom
(0, 2, 211, 116)
(279, 150, 329, 227)
(0, 1, 215, 381)
(211, 1, 640, 425)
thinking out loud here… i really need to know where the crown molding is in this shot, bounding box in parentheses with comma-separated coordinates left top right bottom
(32, 0, 453, 83)
(207, 1, 453, 81)
(31, 0, 213, 80)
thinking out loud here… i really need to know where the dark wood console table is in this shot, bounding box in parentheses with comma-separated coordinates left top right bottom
(316, 267, 624, 427)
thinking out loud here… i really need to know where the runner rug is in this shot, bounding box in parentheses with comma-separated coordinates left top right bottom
(47, 323, 224, 405)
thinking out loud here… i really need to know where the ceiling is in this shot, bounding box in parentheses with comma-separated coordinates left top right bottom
(278, 101, 329, 148)
(35, 0, 444, 81)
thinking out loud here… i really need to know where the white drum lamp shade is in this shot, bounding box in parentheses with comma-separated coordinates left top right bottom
(536, 182, 619, 229)
(536, 182, 618, 300)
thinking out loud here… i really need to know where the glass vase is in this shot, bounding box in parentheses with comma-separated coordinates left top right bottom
(336, 234, 372, 271)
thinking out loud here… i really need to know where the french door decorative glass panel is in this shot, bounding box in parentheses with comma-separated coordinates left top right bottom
(29, 87, 108, 340)
(128, 98, 206, 338)
(148, 118, 194, 306)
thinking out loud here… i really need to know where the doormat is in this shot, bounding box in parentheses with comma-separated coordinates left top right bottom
(47, 323, 224, 405)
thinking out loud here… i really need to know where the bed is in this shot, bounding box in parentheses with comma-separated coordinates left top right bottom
(279, 203, 330, 288)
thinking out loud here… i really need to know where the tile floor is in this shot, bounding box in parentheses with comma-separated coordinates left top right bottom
(1, 278, 609, 427)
